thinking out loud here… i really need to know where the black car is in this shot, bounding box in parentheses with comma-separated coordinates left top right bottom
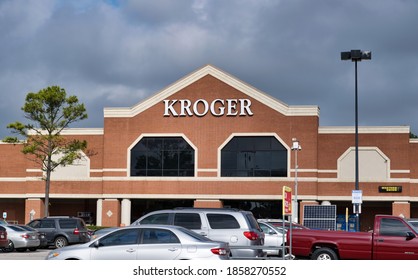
(17, 224, 48, 249)
(27, 216, 90, 248)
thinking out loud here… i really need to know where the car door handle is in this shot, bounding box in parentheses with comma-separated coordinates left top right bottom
(168, 247, 179, 252)
(376, 239, 384, 242)
(126, 248, 136, 253)
(199, 232, 207, 236)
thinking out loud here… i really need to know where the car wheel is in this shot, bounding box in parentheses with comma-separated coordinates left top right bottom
(54, 236, 68, 248)
(16, 248, 26, 252)
(5, 240, 14, 252)
(311, 247, 338, 260)
(28, 248, 37, 252)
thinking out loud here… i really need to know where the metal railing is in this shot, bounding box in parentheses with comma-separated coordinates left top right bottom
(229, 245, 294, 260)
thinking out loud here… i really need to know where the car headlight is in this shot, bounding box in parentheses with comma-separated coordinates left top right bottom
(47, 252, 60, 259)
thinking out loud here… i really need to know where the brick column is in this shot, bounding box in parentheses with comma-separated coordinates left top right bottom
(392, 201, 410, 218)
(194, 200, 223, 208)
(25, 198, 45, 224)
(101, 199, 121, 227)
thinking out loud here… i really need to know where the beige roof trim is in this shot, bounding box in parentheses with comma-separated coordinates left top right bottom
(319, 126, 410, 134)
(104, 64, 319, 118)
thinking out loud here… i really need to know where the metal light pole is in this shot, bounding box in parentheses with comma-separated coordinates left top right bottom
(341, 50, 371, 232)
(291, 138, 301, 223)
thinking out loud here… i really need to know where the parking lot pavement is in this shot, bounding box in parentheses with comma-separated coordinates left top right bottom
(0, 249, 50, 260)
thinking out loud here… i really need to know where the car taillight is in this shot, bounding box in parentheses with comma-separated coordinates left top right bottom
(20, 234, 30, 239)
(73, 228, 80, 235)
(211, 248, 228, 255)
(243, 231, 259, 240)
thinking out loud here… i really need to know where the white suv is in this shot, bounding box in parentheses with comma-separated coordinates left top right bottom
(131, 208, 265, 258)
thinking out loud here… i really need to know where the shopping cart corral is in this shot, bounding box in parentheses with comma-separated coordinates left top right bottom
(229, 245, 294, 260)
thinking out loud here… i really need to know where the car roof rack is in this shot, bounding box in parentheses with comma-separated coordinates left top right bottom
(173, 207, 242, 211)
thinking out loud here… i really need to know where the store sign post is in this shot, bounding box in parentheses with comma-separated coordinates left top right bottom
(282, 186, 292, 216)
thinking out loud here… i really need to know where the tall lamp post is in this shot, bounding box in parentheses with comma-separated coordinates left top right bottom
(341, 49, 371, 231)
(292, 138, 301, 223)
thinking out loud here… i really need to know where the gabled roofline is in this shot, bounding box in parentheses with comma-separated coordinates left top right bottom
(103, 64, 319, 118)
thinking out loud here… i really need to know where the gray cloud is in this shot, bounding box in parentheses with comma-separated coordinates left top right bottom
(1, 0, 418, 139)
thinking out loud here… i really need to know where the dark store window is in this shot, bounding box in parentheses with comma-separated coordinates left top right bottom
(221, 136, 287, 177)
(131, 137, 194, 177)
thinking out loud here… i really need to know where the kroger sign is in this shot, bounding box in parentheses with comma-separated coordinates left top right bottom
(163, 98, 253, 117)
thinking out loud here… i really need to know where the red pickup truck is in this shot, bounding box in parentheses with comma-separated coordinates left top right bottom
(289, 215, 418, 260)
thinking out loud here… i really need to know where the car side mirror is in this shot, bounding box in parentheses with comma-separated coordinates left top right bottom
(406, 231, 415, 240)
(93, 240, 101, 248)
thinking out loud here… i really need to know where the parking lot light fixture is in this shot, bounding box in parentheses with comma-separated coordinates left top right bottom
(341, 49, 371, 231)
(291, 138, 301, 223)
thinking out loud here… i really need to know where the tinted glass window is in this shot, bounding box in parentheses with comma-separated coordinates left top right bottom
(380, 218, 411, 236)
(174, 213, 202, 230)
(99, 228, 140, 246)
(40, 220, 56, 229)
(259, 223, 268, 232)
(59, 219, 77, 229)
(28, 220, 40, 228)
(221, 136, 287, 177)
(0, 226, 5, 231)
(177, 227, 211, 241)
(140, 213, 170, 225)
(141, 229, 180, 244)
(131, 137, 195, 177)
(207, 214, 240, 229)
(245, 213, 262, 231)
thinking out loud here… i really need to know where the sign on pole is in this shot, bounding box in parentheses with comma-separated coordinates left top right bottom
(282, 186, 292, 216)
(352, 190, 363, 204)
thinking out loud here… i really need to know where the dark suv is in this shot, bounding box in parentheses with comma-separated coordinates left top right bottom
(27, 216, 90, 248)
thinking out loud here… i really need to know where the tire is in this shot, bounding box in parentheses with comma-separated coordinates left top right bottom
(28, 248, 37, 252)
(4, 240, 14, 252)
(16, 248, 26, 252)
(311, 247, 338, 260)
(54, 236, 68, 248)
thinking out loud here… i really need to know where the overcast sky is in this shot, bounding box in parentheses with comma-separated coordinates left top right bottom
(1, 0, 418, 139)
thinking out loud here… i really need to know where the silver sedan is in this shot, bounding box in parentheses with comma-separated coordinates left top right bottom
(258, 221, 286, 256)
(2, 224, 40, 252)
(46, 224, 230, 260)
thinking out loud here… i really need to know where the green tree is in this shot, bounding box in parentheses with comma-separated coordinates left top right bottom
(411, 132, 418, 139)
(4, 86, 88, 217)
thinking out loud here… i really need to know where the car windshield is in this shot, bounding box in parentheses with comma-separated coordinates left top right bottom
(246, 214, 262, 231)
(406, 220, 418, 233)
(177, 227, 212, 242)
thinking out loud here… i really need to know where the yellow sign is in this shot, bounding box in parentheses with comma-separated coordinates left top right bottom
(282, 186, 292, 216)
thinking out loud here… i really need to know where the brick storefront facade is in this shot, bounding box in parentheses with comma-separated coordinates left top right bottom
(1, 65, 417, 230)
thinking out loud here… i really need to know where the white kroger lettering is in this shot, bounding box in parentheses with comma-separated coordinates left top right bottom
(240, 99, 252, 116)
(180, 99, 193, 116)
(163, 98, 253, 117)
(226, 99, 238, 116)
(211, 99, 225, 116)
(164, 99, 178, 116)
(193, 99, 209, 116)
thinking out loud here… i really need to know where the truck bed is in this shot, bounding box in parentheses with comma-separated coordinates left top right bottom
(291, 229, 373, 260)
